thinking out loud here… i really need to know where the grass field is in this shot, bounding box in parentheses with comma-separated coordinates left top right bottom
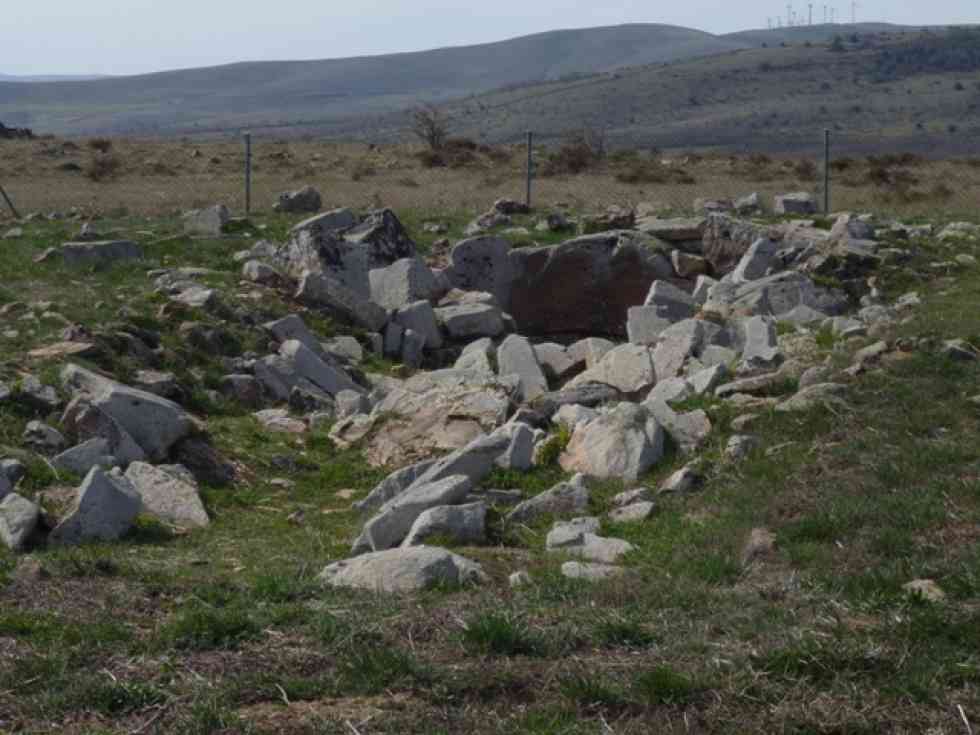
(2, 138, 980, 224)
(0, 197, 978, 732)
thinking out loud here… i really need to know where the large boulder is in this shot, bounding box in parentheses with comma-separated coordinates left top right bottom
(497, 335, 548, 402)
(507, 233, 673, 338)
(290, 208, 357, 237)
(434, 303, 506, 340)
(61, 365, 194, 463)
(569, 344, 656, 395)
(48, 468, 142, 546)
(0, 494, 40, 551)
(319, 546, 486, 593)
(330, 373, 513, 467)
(124, 462, 209, 529)
(394, 301, 444, 350)
(701, 214, 770, 274)
(774, 192, 816, 215)
(506, 474, 590, 525)
(368, 257, 440, 310)
(182, 205, 229, 236)
(355, 475, 472, 552)
(448, 236, 515, 308)
(401, 502, 487, 547)
(295, 270, 388, 331)
(559, 403, 665, 482)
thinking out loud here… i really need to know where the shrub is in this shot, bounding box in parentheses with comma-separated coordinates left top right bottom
(411, 103, 450, 151)
(85, 153, 121, 181)
(87, 137, 112, 153)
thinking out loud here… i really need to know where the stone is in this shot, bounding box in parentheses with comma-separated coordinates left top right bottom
(509, 570, 532, 588)
(295, 271, 388, 331)
(564, 534, 635, 564)
(355, 475, 473, 552)
(454, 337, 495, 374)
(726, 434, 761, 461)
(27, 341, 100, 361)
(644, 280, 696, 318)
(611, 487, 653, 507)
(774, 192, 816, 215)
(354, 459, 439, 514)
(15, 375, 61, 412)
(531, 383, 622, 421)
(560, 403, 665, 481)
(0, 466, 11, 499)
(546, 516, 601, 549)
(290, 208, 357, 236)
(645, 401, 711, 454)
(776, 383, 848, 412)
(495, 423, 536, 471)
(0, 494, 40, 550)
(242, 260, 283, 286)
(652, 319, 705, 380)
(264, 314, 323, 355)
(48, 468, 142, 545)
(497, 335, 548, 402)
(688, 363, 729, 395)
(941, 339, 978, 362)
(23, 421, 66, 452)
(646, 376, 693, 407)
(448, 236, 514, 308)
(220, 374, 262, 408)
(401, 328, 426, 368)
(52, 438, 117, 476)
(124, 462, 209, 529)
(383, 322, 404, 358)
(671, 250, 708, 278)
(568, 337, 615, 369)
(731, 238, 780, 284)
(254, 408, 307, 433)
(569, 344, 656, 395)
(740, 316, 782, 371)
(279, 339, 362, 396)
(734, 192, 762, 215)
(692, 275, 717, 306)
(607, 501, 655, 523)
(635, 217, 706, 242)
(435, 302, 506, 340)
(335, 389, 371, 419)
(320, 546, 486, 593)
(369, 257, 440, 310)
(274, 185, 322, 213)
(60, 240, 143, 267)
(394, 301, 443, 349)
(325, 335, 364, 362)
(659, 465, 701, 493)
(903, 579, 945, 603)
(401, 502, 487, 547)
(506, 474, 590, 525)
(553, 404, 599, 430)
(59, 397, 147, 465)
(534, 343, 577, 381)
(182, 205, 229, 236)
(561, 561, 624, 581)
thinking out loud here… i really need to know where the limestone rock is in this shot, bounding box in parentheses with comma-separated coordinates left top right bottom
(559, 403, 665, 481)
(401, 502, 487, 547)
(497, 335, 548, 402)
(274, 185, 322, 214)
(320, 546, 487, 593)
(507, 474, 590, 525)
(49, 468, 142, 546)
(561, 561, 624, 581)
(182, 205, 229, 236)
(368, 257, 440, 310)
(569, 344, 656, 395)
(0, 493, 40, 550)
(124, 462, 209, 529)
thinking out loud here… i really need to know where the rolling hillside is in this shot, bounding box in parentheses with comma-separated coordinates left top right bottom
(0, 24, 750, 136)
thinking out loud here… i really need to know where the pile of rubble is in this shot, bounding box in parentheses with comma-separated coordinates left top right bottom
(3, 188, 978, 593)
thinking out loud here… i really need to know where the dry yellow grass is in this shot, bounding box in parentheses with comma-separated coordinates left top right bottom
(1, 137, 978, 221)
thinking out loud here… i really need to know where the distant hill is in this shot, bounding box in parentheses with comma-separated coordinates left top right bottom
(0, 24, 754, 136)
(0, 73, 108, 82)
(0, 21, 962, 147)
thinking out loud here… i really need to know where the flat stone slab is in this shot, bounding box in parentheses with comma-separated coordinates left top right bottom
(319, 546, 487, 593)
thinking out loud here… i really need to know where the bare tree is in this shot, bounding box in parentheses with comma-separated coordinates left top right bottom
(411, 103, 450, 151)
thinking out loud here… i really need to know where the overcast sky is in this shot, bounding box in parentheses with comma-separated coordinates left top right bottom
(2, 0, 977, 76)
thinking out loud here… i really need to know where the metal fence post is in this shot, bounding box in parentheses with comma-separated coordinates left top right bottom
(244, 132, 252, 217)
(0, 184, 20, 220)
(525, 131, 534, 210)
(823, 128, 831, 214)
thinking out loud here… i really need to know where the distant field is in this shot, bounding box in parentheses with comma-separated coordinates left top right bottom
(0, 138, 979, 223)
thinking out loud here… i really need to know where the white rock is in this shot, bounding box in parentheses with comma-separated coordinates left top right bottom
(319, 546, 487, 593)
(560, 403, 665, 481)
(0, 493, 40, 550)
(124, 462, 209, 529)
(561, 561, 624, 581)
(607, 501, 655, 523)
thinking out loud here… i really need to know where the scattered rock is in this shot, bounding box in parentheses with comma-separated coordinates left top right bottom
(124, 462, 209, 529)
(608, 501, 655, 523)
(183, 205, 229, 236)
(0, 493, 40, 550)
(507, 474, 590, 525)
(560, 403, 665, 481)
(561, 561, 624, 581)
(401, 502, 487, 547)
(319, 546, 486, 593)
(274, 185, 322, 214)
(48, 468, 142, 546)
(902, 579, 945, 603)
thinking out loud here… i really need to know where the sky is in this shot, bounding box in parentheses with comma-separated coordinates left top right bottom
(2, 0, 977, 76)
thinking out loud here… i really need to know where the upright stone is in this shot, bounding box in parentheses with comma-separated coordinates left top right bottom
(497, 335, 548, 402)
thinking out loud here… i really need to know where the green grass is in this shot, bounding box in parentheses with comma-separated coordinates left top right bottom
(461, 611, 547, 657)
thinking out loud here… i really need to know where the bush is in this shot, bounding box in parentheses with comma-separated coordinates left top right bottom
(85, 153, 122, 181)
(87, 137, 112, 153)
